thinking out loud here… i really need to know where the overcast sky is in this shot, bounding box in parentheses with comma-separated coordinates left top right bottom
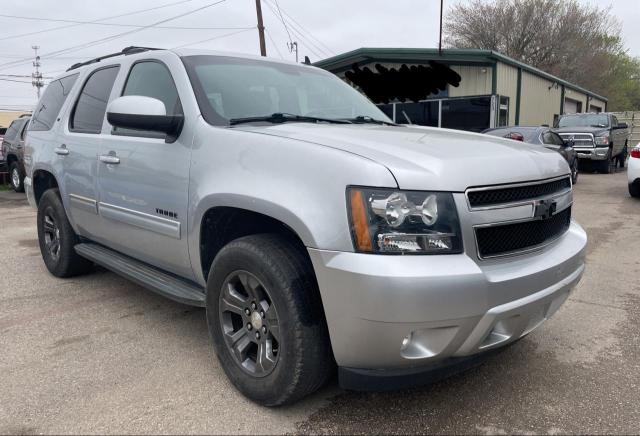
(0, 0, 637, 110)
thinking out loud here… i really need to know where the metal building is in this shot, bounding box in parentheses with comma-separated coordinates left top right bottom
(315, 48, 608, 132)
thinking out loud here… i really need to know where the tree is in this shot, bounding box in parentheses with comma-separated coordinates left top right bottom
(444, 0, 640, 110)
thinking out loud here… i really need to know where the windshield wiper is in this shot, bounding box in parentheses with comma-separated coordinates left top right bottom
(229, 112, 352, 126)
(341, 115, 398, 126)
(590, 124, 608, 128)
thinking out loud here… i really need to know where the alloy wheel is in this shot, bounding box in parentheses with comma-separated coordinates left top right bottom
(219, 271, 280, 377)
(11, 167, 19, 189)
(43, 213, 61, 260)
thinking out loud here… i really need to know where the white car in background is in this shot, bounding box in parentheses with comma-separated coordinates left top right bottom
(629, 144, 640, 197)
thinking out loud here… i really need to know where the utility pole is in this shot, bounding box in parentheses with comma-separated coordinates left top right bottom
(288, 41, 298, 63)
(31, 45, 44, 99)
(255, 0, 267, 56)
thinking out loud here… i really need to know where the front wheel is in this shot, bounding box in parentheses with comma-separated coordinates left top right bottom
(37, 189, 94, 277)
(597, 152, 614, 174)
(571, 159, 579, 184)
(206, 234, 332, 406)
(9, 162, 24, 192)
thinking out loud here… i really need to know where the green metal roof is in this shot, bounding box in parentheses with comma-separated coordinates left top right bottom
(314, 47, 608, 102)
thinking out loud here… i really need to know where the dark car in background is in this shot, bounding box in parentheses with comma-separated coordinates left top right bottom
(554, 113, 629, 174)
(483, 126, 579, 183)
(1, 116, 31, 192)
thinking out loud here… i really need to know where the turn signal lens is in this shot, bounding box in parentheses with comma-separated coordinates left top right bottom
(349, 190, 373, 252)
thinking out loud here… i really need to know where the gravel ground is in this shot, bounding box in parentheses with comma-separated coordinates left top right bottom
(1, 170, 639, 434)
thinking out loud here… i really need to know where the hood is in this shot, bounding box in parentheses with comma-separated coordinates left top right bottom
(234, 124, 570, 191)
(554, 126, 609, 136)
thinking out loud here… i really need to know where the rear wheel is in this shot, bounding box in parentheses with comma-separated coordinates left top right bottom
(37, 189, 93, 277)
(630, 182, 640, 198)
(9, 162, 24, 192)
(206, 234, 332, 406)
(619, 144, 628, 168)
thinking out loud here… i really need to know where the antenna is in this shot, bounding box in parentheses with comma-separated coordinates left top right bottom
(31, 45, 44, 98)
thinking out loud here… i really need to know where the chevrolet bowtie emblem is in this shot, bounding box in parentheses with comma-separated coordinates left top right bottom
(533, 199, 557, 220)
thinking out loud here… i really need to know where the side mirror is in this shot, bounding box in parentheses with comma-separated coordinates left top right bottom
(107, 96, 184, 143)
(617, 122, 628, 129)
(564, 140, 574, 148)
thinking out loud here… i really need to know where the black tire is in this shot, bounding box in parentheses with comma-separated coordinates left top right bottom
(619, 145, 628, 169)
(206, 234, 332, 406)
(598, 151, 614, 174)
(37, 189, 93, 278)
(571, 159, 579, 184)
(9, 162, 24, 192)
(630, 182, 640, 198)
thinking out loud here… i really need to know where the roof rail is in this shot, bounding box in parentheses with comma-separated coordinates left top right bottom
(66, 46, 162, 72)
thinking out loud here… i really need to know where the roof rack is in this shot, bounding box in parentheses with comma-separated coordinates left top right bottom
(66, 46, 162, 72)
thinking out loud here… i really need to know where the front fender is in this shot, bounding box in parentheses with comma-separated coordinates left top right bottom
(187, 121, 398, 285)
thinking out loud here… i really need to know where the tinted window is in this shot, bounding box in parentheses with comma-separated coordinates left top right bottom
(30, 74, 78, 132)
(70, 66, 120, 133)
(4, 119, 23, 141)
(395, 101, 439, 127)
(441, 97, 491, 132)
(114, 61, 182, 137)
(542, 131, 564, 146)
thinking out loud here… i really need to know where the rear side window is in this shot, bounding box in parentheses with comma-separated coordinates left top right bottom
(114, 61, 182, 138)
(30, 74, 78, 132)
(4, 120, 22, 141)
(70, 66, 120, 134)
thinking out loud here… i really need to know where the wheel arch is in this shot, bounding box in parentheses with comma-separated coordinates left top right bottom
(32, 169, 59, 205)
(197, 202, 314, 284)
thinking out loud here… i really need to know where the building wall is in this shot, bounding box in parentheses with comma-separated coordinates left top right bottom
(448, 65, 492, 98)
(496, 62, 519, 125)
(519, 71, 562, 125)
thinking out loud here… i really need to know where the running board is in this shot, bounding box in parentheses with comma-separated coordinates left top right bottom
(75, 243, 206, 307)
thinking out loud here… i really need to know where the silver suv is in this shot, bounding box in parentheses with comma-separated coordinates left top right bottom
(25, 47, 587, 406)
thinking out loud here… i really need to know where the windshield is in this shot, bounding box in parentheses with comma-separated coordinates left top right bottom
(182, 55, 391, 126)
(557, 114, 609, 128)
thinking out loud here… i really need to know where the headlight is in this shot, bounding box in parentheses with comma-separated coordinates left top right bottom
(347, 187, 463, 254)
(594, 135, 610, 146)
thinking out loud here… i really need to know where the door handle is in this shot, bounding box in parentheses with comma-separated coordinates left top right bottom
(99, 153, 120, 165)
(54, 145, 69, 156)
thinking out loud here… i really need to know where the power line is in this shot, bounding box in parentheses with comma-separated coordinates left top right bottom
(0, 0, 202, 43)
(0, 13, 253, 31)
(261, 0, 328, 59)
(263, 0, 335, 56)
(0, 78, 32, 84)
(272, 0, 292, 44)
(0, 0, 231, 72)
(172, 28, 255, 48)
(265, 29, 284, 59)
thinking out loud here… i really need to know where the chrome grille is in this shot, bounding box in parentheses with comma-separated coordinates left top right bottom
(558, 133, 595, 148)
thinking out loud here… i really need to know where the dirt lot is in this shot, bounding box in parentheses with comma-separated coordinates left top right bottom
(1, 170, 639, 435)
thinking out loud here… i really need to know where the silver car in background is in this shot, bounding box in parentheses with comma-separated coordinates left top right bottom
(24, 47, 587, 406)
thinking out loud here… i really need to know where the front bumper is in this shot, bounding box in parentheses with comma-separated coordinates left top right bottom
(575, 146, 609, 160)
(308, 221, 586, 370)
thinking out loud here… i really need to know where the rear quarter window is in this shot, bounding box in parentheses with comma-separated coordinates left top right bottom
(30, 74, 79, 132)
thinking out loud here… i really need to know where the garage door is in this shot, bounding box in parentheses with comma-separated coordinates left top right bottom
(564, 98, 579, 114)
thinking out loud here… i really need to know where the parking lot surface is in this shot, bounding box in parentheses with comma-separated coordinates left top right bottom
(1, 170, 640, 435)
